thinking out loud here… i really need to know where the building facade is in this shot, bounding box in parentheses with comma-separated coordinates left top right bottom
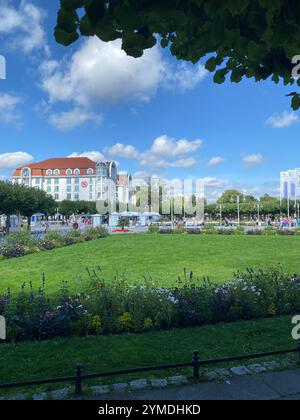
(12, 158, 131, 204)
(280, 168, 300, 200)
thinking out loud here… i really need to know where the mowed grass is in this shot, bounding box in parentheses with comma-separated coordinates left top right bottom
(0, 316, 295, 387)
(1, 234, 300, 295)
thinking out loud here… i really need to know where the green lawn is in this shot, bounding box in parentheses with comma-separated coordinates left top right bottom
(0, 316, 296, 389)
(1, 234, 300, 295)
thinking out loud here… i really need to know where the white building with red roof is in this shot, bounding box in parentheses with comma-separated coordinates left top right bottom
(12, 157, 130, 204)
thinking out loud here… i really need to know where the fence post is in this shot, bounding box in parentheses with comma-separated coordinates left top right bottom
(192, 350, 200, 382)
(75, 364, 83, 395)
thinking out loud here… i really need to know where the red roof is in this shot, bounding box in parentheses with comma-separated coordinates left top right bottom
(13, 157, 97, 177)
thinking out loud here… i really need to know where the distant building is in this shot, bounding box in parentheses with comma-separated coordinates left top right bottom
(12, 157, 131, 204)
(280, 168, 300, 200)
(116, 171, 131, 204)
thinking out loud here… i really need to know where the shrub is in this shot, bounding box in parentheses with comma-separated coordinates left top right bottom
(175, 226, 187, 234)
(2, 267, 300, 342)
(263, 227, 278, 236)
(44, 231, 64, 243)
(0, 244, 26, 258)
(279, 229, 295, 236)
(159, 228, 174, 234)
(39, 240, 56, 250)
(186, 228, 201, 234)
(92, 226, 109, 238)
(202, 224, 218, 235)
(148, 224, 159, 234)
(233, 227, 245, 235)
(218, 228, 235, 235)
(246, 229, 263, 235)
(7, 231, 38, 247)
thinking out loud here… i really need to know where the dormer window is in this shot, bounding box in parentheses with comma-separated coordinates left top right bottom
(66, 169, 72, 176)
(87, 168, 94, 175)
(22, 168, 30, 177)
(46, 169, 52, 176)
(54, 169, 60, 176)
(74, 168, 80, 176)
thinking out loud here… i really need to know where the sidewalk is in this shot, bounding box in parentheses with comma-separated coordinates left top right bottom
(96, 368, 300, 400)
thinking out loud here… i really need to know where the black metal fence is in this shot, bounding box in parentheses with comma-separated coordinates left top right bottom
(0, 343, 300, 396)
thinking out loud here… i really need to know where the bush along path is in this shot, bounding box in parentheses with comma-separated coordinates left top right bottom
(0, 227, 109, 260)
(1, 267, 300, 343)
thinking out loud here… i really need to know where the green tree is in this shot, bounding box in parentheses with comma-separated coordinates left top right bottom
(18, 186, 56, 231)
(55, 0, 300, 109)
(0, 182, 22, 232)
(59, 200, 77, 218)
(217, 189, 243, 204)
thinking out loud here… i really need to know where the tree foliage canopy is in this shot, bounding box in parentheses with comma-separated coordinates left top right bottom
(55, 0, 300, 109)
(0, 182, 56, 230)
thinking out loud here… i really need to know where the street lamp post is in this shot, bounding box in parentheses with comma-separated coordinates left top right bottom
(254, 204, 263, 224)
(295, 201, 300, 219)
(219, 204, 224, 226)
(231, 195, 243, 226)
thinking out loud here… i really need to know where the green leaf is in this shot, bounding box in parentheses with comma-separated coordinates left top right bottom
(54, 27, 79, 46)
(205, 57, 217, 72)
(291, 94, 300, 110)
(214, 69, 228, 84)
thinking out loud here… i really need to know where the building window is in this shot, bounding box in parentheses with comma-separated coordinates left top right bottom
(22, 168, 30, 177)
(67, 193, 71, 200)
(54, 169, 60, 176)
(47, 178, 51, 185)
(87, 168, 94, 175)
(97, 164, 108, 177)
(54, 194, 59, 200)
(54, 186, 59, 193)
(74, 185, 79, 192)
(89, 184, 93, 192)
(74, 194, 79, 200)
(89, 193, 93, 200)
(35, 178, 41, 185)
(54, 178, 59, 185)
(67, 186, 71, 193)
(74, 168, 80, 175)
(74, 178, 79, 185)
(66, 169, 72, 176)
(67, 177, 71, 185)
(46, 169, 52, 176)
(47, 186, 51, 193)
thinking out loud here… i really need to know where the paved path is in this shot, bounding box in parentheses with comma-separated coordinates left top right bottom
(96, 368, 300, 400)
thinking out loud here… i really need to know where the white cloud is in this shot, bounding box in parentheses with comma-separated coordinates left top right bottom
(200, 177, 229, 188)
(68, 151, 105, 162)
(0, 1, 47, 53)
(40, 38, 168, 107)
(266, 111, 299, 128)
(0, 151, 33, 169)
(139, 155, 196, 169)
(39, 37, 207, 131)
(207, 157, 225, 167)
(49, 108, 103, 131)
(138, 135, 202, 169)
(0, 93, 23, 126)
(164, 63, 207, 92)
(149, 135, 203, 158)
(242, 153, 264, 167)
(105, 143, 139, 159)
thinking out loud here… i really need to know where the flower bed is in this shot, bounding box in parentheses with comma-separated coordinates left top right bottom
(150, 225, 300, 236)
(0, 227, 109, 260)
(1, 267, 300, 343)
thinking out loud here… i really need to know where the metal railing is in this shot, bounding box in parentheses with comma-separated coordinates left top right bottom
(0, 342, 300, 396)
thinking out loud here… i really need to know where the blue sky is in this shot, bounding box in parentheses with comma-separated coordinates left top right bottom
(0, 0, 299, 200)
